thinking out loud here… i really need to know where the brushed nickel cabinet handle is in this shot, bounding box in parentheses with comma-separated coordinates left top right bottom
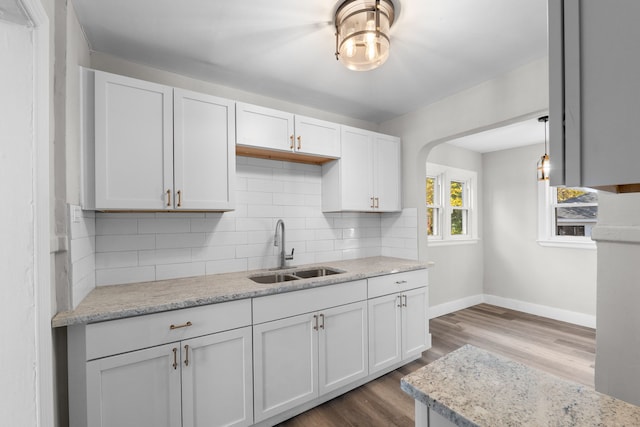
(290, 134, 295, 150)
(172, 347, 178, 370)
(319, 313, 325, 330)
(370, 197, 375, 208)
(170, 321, 192, 330)
(397, 295, 402, 308)
(166, 189, 171, 207)
(395, 280, 407, 285)
(297, 135, 302, 150)
(184, 345, 190, 367)
(375, 197, 379, 208)
(313, 314, 319, 331)
(177, 190, 182, 207)
(402, 295, 408, 307)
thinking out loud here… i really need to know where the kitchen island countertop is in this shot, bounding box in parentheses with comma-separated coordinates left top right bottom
(401, 344, 640, 427)
(53, 256, 427, 327)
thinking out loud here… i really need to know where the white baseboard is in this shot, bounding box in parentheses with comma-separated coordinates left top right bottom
(483, 295, 596, 329)
(429, 294, 596, 329)
(429, 294, 484, 319)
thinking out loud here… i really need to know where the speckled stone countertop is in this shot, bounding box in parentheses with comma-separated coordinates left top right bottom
(52, 256, 427, 327)
(401, 345, 640, 427)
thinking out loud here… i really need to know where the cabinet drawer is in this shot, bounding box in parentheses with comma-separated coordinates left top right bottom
(85, 299, 251, 360)
(253, 280, 367, 324)
(367, 270, 427, 299)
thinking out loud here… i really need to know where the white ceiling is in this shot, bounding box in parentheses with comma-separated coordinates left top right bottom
(447, 117, 546, 153)
(71, 0, 548, 124)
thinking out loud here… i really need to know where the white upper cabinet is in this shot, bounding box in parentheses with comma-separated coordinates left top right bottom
(84, 68, 235, 211)
(173, 89, 235, 210)
(322, 126, 401, 212)
(549, 0, 640, 191)
(94, 71, 174, 210)
(236, 102, 340, 160)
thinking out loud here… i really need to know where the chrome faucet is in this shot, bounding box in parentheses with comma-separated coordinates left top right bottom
(274, 219, 294, 269)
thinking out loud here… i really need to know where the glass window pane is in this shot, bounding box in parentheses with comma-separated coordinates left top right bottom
(427, 208, 438, 236)
(426, 177, 435, 205)
(557, 187, 598, 204)
(450, 181, 464, 207)
(451, 209, 467, 235)
(555, 206, 597, 237)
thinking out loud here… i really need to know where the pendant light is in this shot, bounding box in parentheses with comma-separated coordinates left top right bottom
(537, 115, 550, 181)
(334, 0, 395, 71)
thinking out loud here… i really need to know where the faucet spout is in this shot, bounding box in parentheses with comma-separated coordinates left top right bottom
(274, 219, 294, 269)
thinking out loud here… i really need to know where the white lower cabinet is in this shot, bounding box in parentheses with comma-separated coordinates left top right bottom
(253, 301, 368, 423)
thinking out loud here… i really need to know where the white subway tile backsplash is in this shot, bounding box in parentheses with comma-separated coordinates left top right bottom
(138, 218, 191, 234)
(96, 266, 155, 286)
(97, 234, 156, 252)
(95, 251, 138, 269)
(156, 262, 205, 281)
(156, 233, 205, 249)
(70, 236, 94, 263)
(139, 249, 192, 266)
(84, 160, 419, 287)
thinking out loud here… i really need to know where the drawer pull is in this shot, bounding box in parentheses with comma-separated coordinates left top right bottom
(397, 295, 402, 308)
(170, 321, 193, 330)
(319, 313, 325, 330)
(402, 295, 408, 307)
(395, 280, 407, 285)
(313, 315, 319, 331)
(172, 347, 178, 370)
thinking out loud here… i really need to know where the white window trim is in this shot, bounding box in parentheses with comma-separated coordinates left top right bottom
(537, 181, 597, 250)
(427, 163, 479, 246)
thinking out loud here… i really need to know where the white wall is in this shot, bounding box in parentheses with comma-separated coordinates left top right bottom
(483, 144, 597, 316)
(426, 144, 484, 306)
(0, 17, 39, 427)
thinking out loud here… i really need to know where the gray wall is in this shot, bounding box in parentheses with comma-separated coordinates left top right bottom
(483, 144, 597, 316)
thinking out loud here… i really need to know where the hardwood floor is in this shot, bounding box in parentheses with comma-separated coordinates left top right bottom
(277, 303, 596, 427)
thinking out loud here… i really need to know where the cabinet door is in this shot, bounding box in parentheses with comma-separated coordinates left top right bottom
(318, 301, 368, 395)
(94, 71, 173, 209)
(294, 115, 340, 158)
(86, 343, 181, 427)
(236, 102, 294, 152)
(182, 327, 253, 427)
(402, 287, 429, 360)
(253, 314, 318, 422)
(368, 293, 402, 374)
(374, 134, 401, 212)
(174, 89, 235, 210)
(340, 126, 374, 211)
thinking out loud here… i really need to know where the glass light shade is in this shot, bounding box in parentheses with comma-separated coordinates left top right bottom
(537, 153, 550, 181)
(335, 0, 395, 71)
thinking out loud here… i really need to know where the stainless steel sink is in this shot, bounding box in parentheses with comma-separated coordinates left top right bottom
(291, 267, 343, 279)
(249, 267, 344, 284)
(249, 273, 299, 284)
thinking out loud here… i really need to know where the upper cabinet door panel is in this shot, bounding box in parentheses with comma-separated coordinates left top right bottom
(236, 102, 294, 152)
(174, 89, 235, 210)
(340, 126, 374, 210)
(94, 71, 173, 209)
(294, 115, 340, 158)
(375, 135, 401, 212)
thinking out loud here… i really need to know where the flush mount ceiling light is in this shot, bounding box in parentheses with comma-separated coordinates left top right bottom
(335, 0, 395, 71)
(537, 115, 550, 181)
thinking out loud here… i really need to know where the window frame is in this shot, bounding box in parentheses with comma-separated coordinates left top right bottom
(426, 163, 478, 246)
(537, 180, 597, 250)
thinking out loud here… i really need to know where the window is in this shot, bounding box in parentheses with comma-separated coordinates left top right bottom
(426, 163, 478, 245)
(538, 181, 598, 249)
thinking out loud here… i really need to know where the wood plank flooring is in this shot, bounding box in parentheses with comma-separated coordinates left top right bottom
(277, 303, 596, 427)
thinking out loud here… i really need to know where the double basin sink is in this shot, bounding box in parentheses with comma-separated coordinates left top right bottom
(250, 267, 344, 284)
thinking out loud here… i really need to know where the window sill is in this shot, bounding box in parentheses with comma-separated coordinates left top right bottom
(537, 239, 597, 250)
(428, 238, 479, 247)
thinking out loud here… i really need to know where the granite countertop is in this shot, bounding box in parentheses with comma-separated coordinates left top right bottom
(52, 256, 427, 327)
(401, 345, 640, 427)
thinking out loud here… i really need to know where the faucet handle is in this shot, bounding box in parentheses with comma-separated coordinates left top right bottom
(285, 248, 295, 261)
